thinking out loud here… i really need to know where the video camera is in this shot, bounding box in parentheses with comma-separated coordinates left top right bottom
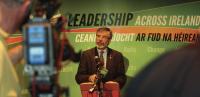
(22, 0, 80, 97)
(23, 17, 55, 76)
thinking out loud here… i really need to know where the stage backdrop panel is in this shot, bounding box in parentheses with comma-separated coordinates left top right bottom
(8, 0, 200, 97)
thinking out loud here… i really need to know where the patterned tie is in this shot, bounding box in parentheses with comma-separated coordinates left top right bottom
(99, 50, 104, 66)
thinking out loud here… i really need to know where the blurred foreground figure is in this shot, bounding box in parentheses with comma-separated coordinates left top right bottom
(0, 0, 31, 97)
(126, 40, 200, 97)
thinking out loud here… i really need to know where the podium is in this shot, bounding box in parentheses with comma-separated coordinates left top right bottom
(80, 82, 120, 97)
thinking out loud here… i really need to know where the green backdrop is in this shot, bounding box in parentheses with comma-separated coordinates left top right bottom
(13, 0, 200, 97)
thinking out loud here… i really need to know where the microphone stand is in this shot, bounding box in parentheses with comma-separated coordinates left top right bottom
(96, 64, 104, 97)
(89, 58, 104, 97)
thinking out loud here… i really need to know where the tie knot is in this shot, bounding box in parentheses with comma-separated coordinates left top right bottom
(100, 50, 104, 54)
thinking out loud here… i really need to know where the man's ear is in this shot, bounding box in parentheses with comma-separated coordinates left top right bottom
(18, 0, 31, 31)
(19, 0, 31, 17)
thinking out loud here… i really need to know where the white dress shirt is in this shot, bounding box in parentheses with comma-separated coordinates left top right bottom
(97, 48, 107, 68)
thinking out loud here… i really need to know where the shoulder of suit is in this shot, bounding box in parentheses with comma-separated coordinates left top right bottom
(82, 47, 95, 54)
(108, 48, 123, 55)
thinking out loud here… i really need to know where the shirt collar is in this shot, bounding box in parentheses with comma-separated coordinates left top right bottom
(97, 48, 107, 54)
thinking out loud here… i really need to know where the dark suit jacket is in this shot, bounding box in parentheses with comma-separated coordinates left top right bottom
(75, 47, 127, 88)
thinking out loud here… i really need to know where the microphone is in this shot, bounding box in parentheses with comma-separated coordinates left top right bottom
(94, 56, 100, 63)
(89, 56, 108, 93)
(94, 56, 104, 67)
(94, 56, 101, 68)
(100, 67, 108, 76)
(94, 56, 108, 76)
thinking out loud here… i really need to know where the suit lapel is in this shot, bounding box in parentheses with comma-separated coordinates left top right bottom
(91, 47, 98, 72)
(106, 48, 112, 70)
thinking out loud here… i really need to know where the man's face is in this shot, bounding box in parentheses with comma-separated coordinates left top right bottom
(96, 31, 111, 50)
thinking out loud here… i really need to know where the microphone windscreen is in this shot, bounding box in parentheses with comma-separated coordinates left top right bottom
(100, 67, 108, 76)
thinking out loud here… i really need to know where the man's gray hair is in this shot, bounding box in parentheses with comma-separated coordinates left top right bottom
(97, 27, 113, 39)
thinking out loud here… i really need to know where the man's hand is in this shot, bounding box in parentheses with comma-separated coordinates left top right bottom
(88, 74, 97, 83)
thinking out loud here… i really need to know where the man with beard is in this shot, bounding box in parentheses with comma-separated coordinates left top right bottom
(75, 27, 127, 89)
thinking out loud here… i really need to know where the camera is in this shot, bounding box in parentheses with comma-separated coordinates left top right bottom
(23, 17, 55, 76)
(22, 1, 81, 97)
(23, 16, 59, 97)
